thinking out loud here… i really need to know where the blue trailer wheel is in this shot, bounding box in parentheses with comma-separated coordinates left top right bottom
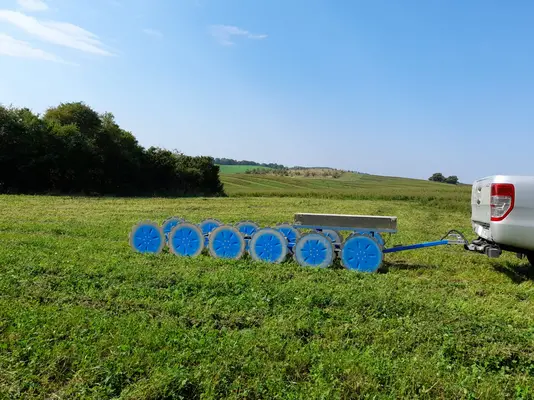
(340, 233, 383, 272)
(373, 232, 385, 246)
(236, 220, 260, 237)
(317, 229, 343, 245)
(275, 224, 301, 253)
(199, 218, 222, 246)
(235, 220, 260, 252)
(129, 221, 165, 254)
(162, 216, 184, 242)
(249, 228, 288, 263)
(208, 225, 246, 260)
(293, 233, 334, 268)
(168, 222, 204, 257)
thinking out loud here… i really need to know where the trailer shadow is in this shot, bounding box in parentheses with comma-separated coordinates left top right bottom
(379, 261, 438, 273)
(492, 261, 534, 284)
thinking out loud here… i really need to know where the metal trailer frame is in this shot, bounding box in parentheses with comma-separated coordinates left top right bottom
(129, 212, 468, 273)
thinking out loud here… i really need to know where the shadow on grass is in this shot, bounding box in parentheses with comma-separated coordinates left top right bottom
(492, 261, 534, 284)
(379, 260, 438, 273)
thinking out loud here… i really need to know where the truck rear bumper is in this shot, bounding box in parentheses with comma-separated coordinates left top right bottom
(471, 220, 534, 255)
(473, 221, 491, 241)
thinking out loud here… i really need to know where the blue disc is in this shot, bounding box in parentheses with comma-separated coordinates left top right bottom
(162, 216, 184, 241)
(199, 219, 222, 246)
(169, 223, 204, 257)
(318, 229, 342, 245)
(249, 228, 288, 264)
(341, 234, 383, 272)
(293, 233, 334, 268)
(200, 219, 221, 235)
(208, 226, 246, 259)
(129, 221, 165, 253)
(236, 221, 260, 237)
(275, 224, 301, 252)
(356, 231, 385, 247)
(373, 232, 385, 246)
(236, 221, 260, 252)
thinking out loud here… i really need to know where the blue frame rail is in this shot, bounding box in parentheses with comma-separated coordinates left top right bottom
(383, 240, 450, 254)
(294, 224, 397, 234)
(288, 225, 466, 254)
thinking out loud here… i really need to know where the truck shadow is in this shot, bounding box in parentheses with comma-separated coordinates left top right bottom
(492, 261, 534, 284)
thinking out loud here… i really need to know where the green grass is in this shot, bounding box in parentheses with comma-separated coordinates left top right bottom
(217, 165, 272, 174)
(220, 173, 471, 212)
(1, 194, 534, 399)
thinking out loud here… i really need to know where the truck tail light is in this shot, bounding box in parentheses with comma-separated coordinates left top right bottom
(491, 183, 515, 221)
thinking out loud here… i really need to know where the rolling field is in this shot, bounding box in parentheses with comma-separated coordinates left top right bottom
(217, 165, 272, 174)
(1, 187, 534, 399)
(220, 173, 471, 211)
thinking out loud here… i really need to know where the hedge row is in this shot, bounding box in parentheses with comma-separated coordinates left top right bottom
(0, 102, 225, 197)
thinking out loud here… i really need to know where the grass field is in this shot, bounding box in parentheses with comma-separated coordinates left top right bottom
(220, 173, 471, 212)
(1, 186, 534, 399)
(217, 165, 272, 174)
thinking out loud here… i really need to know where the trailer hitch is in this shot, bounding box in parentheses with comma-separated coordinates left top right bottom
(440, 229, 469, 245)
(383, 230, 468, 254)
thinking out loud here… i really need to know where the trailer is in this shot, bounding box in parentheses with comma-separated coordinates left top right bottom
(128, 212, 468, 272)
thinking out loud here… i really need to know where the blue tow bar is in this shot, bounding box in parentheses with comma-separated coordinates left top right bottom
(383, 240, 450, 254)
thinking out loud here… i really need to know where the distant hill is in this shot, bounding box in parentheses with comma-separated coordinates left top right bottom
(214, 158, 286, 170)
(219, 172, 471, 211)
(215, 157, 460, 185)
(292, 166, 368, 174)
(218, 165, 272, 174)
(214, 158, 371, 177)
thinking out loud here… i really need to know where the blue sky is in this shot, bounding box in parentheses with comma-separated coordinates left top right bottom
(1, 0, 534, 183)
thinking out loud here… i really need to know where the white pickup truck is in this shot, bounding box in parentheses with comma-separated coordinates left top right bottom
(469, 175, 534, 265)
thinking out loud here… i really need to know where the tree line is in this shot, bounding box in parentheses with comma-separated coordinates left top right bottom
(0, 102, 225, 197)
(214, 158, 286, 169)
(428, 172, 459, 185)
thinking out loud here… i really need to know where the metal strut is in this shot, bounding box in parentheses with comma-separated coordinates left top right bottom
(383, 230, 468, 254)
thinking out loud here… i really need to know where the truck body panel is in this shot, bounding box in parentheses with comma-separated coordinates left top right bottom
(471, 175, 534, 253)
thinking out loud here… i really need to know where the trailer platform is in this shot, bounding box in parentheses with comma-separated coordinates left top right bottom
(294, 212, 397, 232)
(128, 212, 467, 273)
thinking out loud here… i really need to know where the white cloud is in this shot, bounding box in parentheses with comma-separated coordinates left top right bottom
(0, 10, 113, 56)
(0, 33, 71, 63)
(209, 25, 267, 46)
(17, 0, 48, 12)
(143, 28, 163, 38)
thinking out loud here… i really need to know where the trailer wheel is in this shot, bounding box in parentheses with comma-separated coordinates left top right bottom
(293, 232, 334, 268)
(208, 225, 246, 260)
(275, 223, 301, 254)
(340, 233, 383, 273)
(129, 221, 165, 254)
(168, 222, 204, 257)
(248, 228, 288, 264)
(162, 216, 185, 243)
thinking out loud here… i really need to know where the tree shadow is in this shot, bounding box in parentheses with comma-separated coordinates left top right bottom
(492, 261, 534, 284)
